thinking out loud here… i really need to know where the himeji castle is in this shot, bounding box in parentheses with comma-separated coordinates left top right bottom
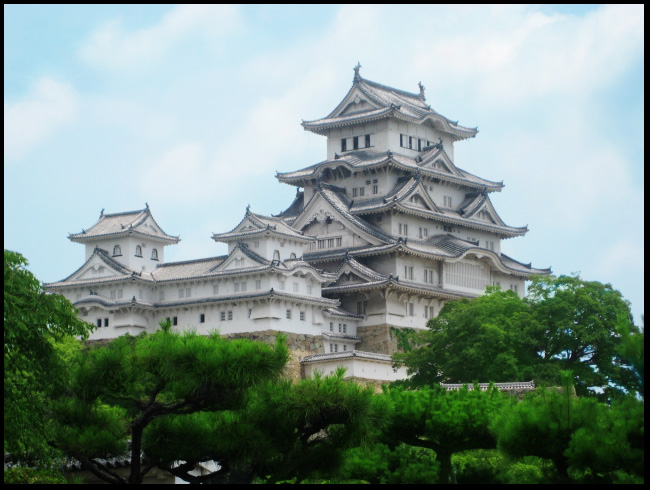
(46, 66, 550, 383)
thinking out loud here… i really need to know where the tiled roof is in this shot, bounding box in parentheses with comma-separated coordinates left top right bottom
(323, 305, 365, 320)
(277, 148, 503, 192)
(302, 350, 395, 363)
(322, 332, 362, 342)
(333, 256, 389, 282)
(69, 206, 179, 244)
(302, 75, 477, 141)
(45, 247, 154, 289)
(212, 208, 313, 243)
(440, 381, 535, 391)
(306, 236, 550, 277)
(275, 190, 305, 219)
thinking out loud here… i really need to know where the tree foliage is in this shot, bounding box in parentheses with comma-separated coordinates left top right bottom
(490, 372, 644, 482)
(396, 275, 641, 397)
(147, 368, 390, 484)
(4, 249, 93, 461)
(53, 328, 289, 484)
(383, 384, 509, 483)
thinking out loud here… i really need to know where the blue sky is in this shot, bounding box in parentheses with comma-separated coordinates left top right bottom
(4, 4, 644, 324)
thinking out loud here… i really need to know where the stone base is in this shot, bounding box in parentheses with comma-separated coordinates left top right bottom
(223, 330, 324, 381)
(356, 324, 407, 355)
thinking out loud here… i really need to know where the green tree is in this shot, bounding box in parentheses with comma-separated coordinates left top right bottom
(53, 327, 289, 484)
(147, 368, 390, 484)
(4, 249, 93, 461)
(527, 275, 640, 397)
(394, 287, 534, 386)
(489, 371, 643, 482)
(396, 275, 640, 397)
(383, 384, 509, 483)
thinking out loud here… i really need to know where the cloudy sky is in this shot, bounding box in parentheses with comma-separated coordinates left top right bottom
(4, 4, 644, 324)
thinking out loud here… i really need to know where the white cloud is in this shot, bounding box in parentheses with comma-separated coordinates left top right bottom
(79, 4, 242, 71)
(4, 78, 78, 161)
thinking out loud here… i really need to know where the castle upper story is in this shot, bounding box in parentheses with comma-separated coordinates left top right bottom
(301, 64, 478, 162)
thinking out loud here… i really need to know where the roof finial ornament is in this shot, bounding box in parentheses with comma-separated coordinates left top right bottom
(353, 62, 362, 82)
(145, 202, 149, 209)
(100, 208, 104, 218)
(246, 204, 251, 213)
(418, 81, 425, 99)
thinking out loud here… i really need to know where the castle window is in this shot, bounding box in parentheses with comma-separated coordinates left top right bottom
(329, 322, 333, 332)
(425, 306, 435, 318)
(343, 344, 347, 351)
(248, 309, 252, 319)
(200, 313, 205, 323)
(255, 280, 261, 290)
(400, 134, 406, 147)
(151, 248, 159, 260)
(273, 250, 280, 261)
(96, 319, 102, 328)
(424, 269, 436, 284)
(353, 136, 359, 150)
(159, 290, 165, 301)
(290, 252, 296, 259)
(254, 241, 260, 248)
(399, 223, 408, 236)
(334, 343, 338, 352)
(372, 179, 378, 194)
(407, 302, 415, 316)
(220, 311, 226, 321)
(352, 188, 358, 197)
(179, 289, 184, 299)
(356, 301, 365, 315)
(443, 196, 453, 208)
(443, 225, 453, 233)
(104, 318, 109, 327)
(365, 134, 371, 148)
(227, 311, 233, 320)
(135, 245, 142, 257)
(213, 284, 219, 295)
(300, 311, 305, 321)
(409, 136, 414, 149)
(418, 139, 422, 151)
(286, 309, 291, 319)
(341, 138, 347, 152)
(173, 317, 178, 326)
(419, 227, 428, 239)
(404, 266, 414, 280)
(112, 245, 122, 256)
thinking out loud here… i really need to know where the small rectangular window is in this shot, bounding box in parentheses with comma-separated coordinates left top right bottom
(329, 322, 334, 332)
(334, 344, 338, 353)
(300, 312, 305, 321)
(186, 288, 191, 298)
(234, 283, 240, 292)
(286, 309, 291, 319)
(173, 317, 178, 326)
(400, 134, 405, 147)
(365, 134, 371, 148)
(372, 184, 378, 194)
(179, 289, 184, 298)
(352, 188, 358, 197)
(359, 187, 365, 197)
(213, 284, 219, 295)
(228, 311, 233, 320)
(104, 318, 109, 327)
(409, 136, 414, 149)
(353, 136, 359, 150)
(96, 319, 102, 328)
(343, 324, 347, 333)
(200, 314, 205, 323)
(255, 280, 261, 290)
(341, 138, 347, 152)
(117, 289, 123, 299)
(220, 311, 226, 321)
(248, 309, 252, 319)
(343, 344, 347, 351)
(159, 290, 165, 301)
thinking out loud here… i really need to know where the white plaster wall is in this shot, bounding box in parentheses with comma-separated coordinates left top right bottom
(304, 357, 408, 382)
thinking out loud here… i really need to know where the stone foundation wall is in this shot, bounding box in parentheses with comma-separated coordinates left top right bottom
(356, 324, 403, 355)
(223, 330, 324, 380)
